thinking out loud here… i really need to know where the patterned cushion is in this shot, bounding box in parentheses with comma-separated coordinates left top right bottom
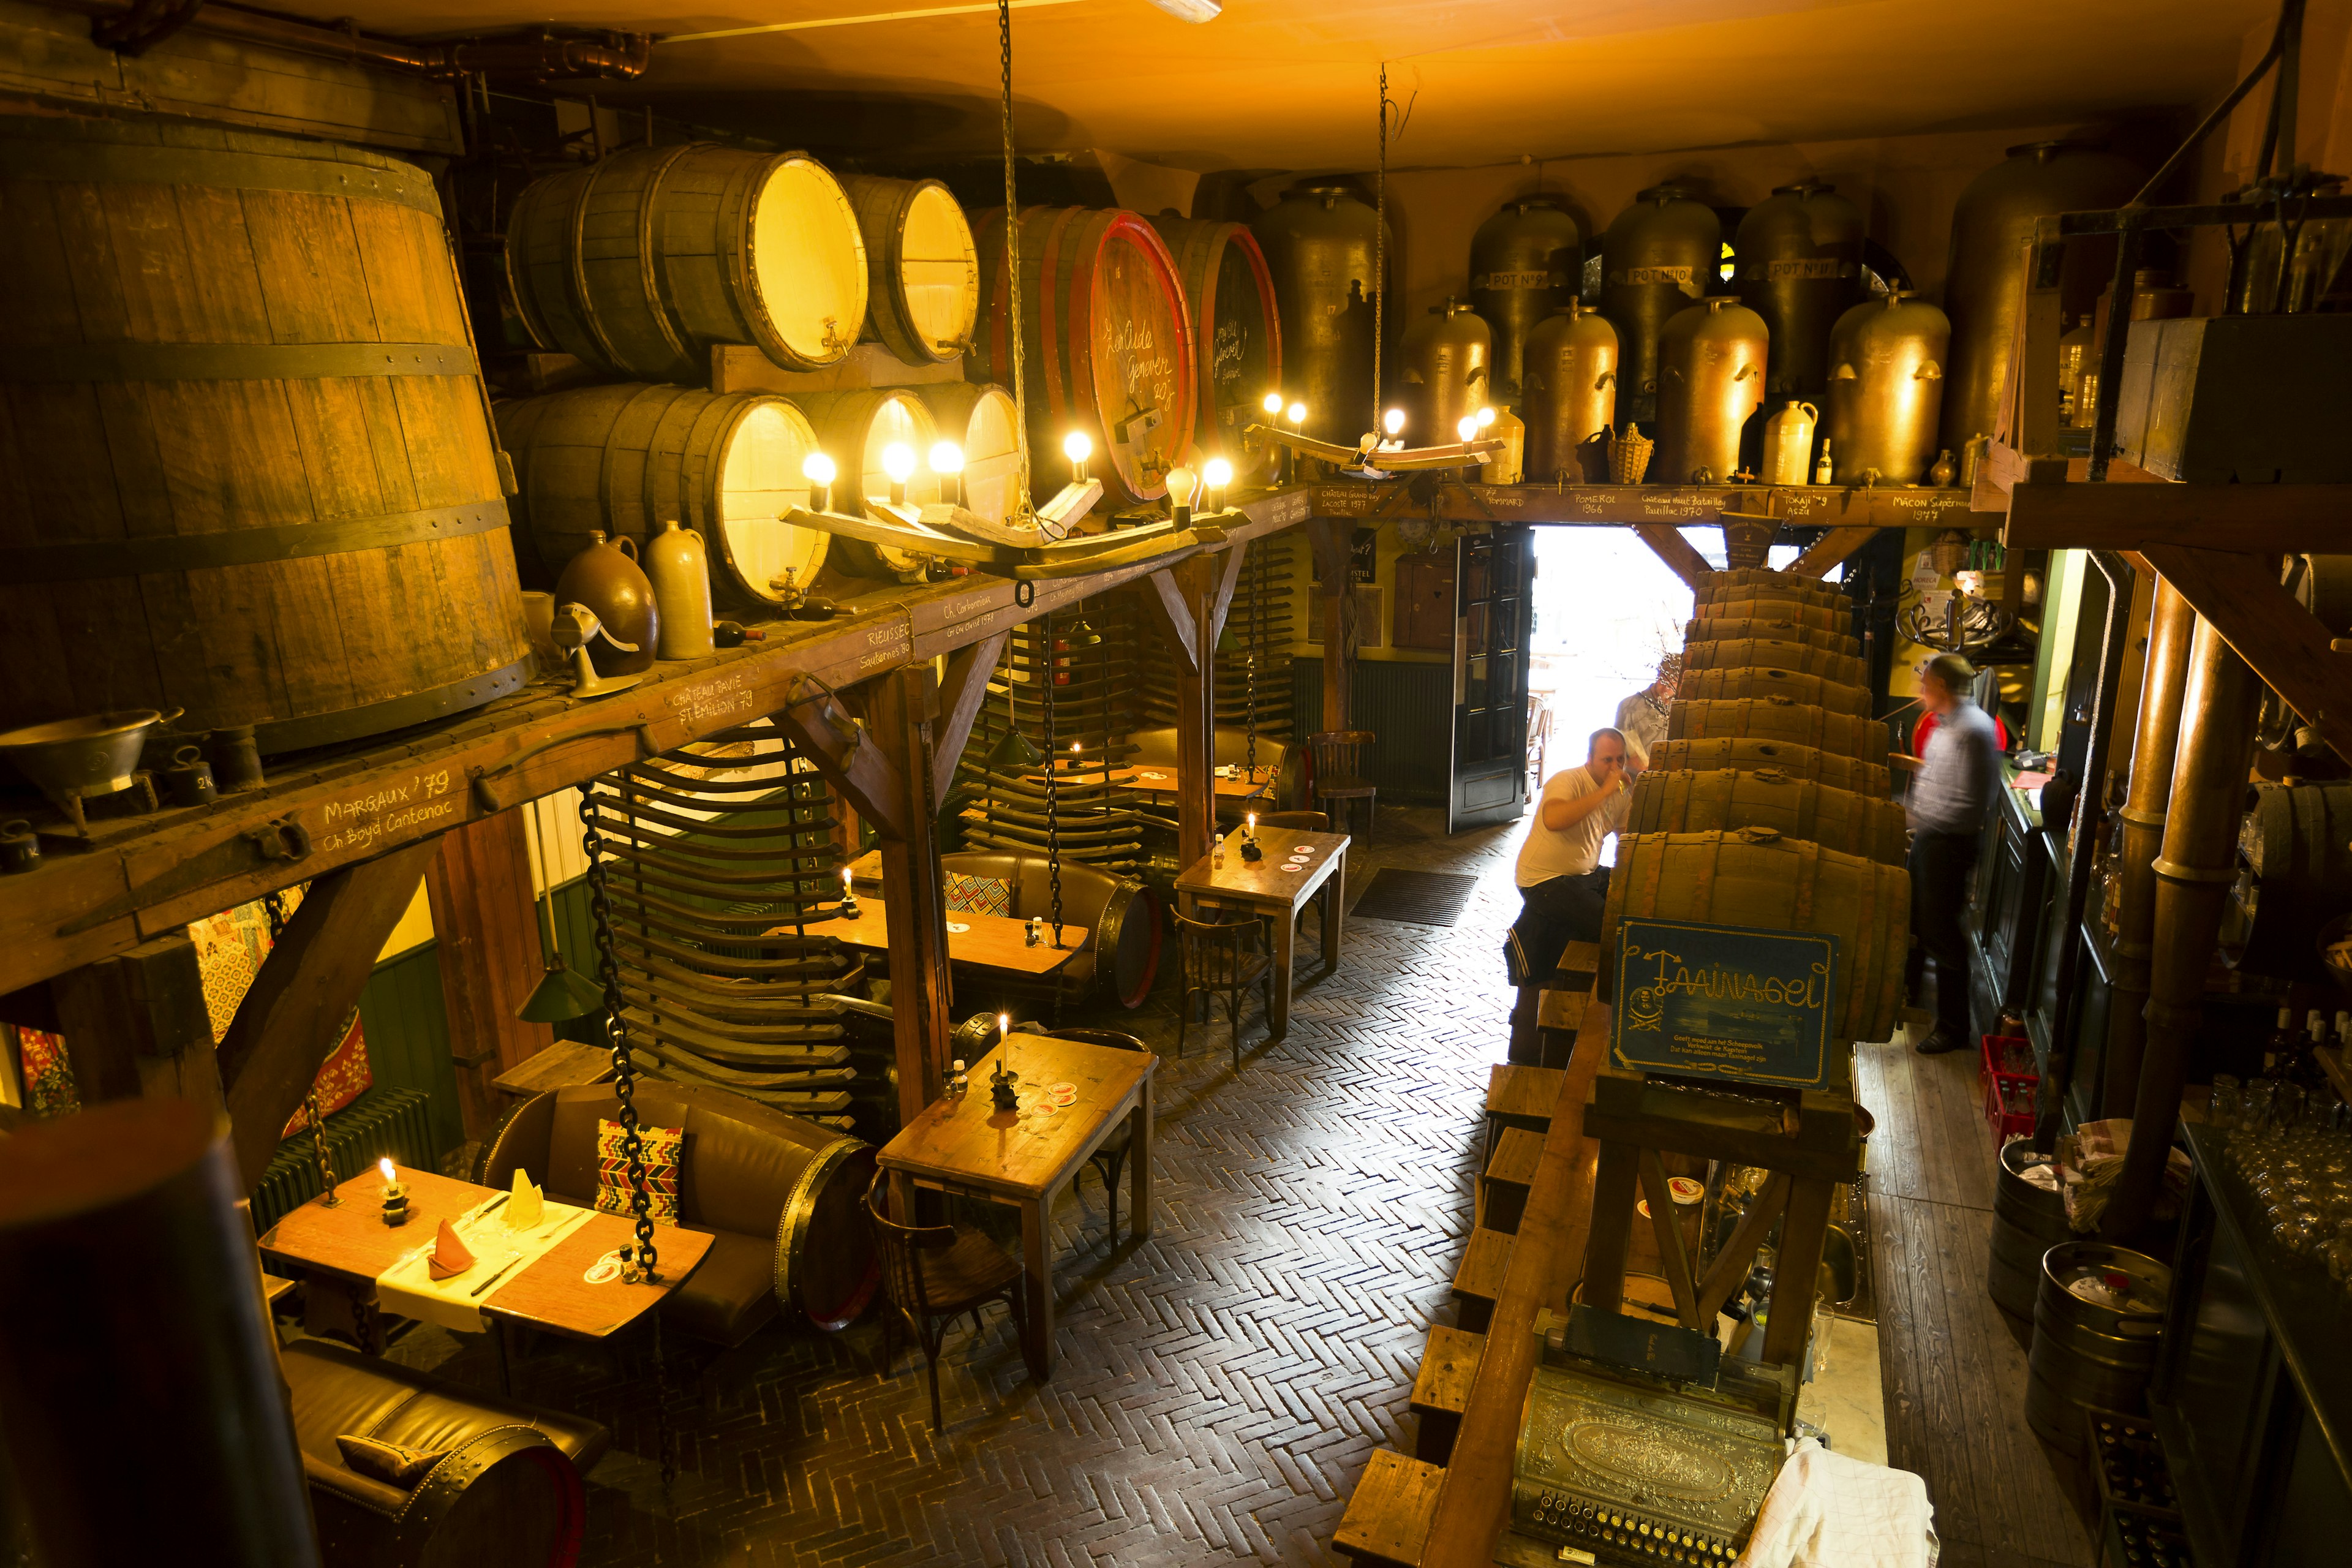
(944, 873, 1012, 917)
(337, 1434, 448, 1488)
(594, 1118, 683, 1226)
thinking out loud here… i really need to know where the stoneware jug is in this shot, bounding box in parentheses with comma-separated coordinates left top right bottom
(645, 520, 715, 660)
(554, 532, 658, 676)
(1759, 401, 1818, 486)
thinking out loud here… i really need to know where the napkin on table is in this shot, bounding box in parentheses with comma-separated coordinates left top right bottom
(508, 1166, 545, 1229)
(426, 1218, 475, 1281)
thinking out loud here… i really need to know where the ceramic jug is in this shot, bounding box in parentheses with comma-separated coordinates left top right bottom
(1759, 401, 1818, 486)
(553, 532, 658, 676)
(645, 520, 715, 660)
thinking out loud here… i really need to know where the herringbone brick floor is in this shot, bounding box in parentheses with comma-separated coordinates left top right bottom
(389, 805, 1529, 1566)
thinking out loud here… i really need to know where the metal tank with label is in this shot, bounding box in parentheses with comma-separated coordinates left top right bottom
(1825, 290, 1950, 484)
(1250, 181, 1389, 445)
(1468, 197, 1581, 407)
(1600, 186, 1721, 426)
(1398, 296, 1493, 445)
(1653, 296, 1768, 486)
(1735, 181, 1864, 402)
(1521, 301, 1619, 483)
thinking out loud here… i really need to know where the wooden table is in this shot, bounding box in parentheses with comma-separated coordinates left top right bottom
(1087, 763, 1277, 802)
(260, 1164, 713, 1387)
(491, 1040, 616, 1101)
(875, 1030, 1155, 1379)
(1172, 824, 1349, 1036)
(802, 900, 1084, 976)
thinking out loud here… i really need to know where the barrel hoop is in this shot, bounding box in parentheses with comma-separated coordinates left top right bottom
(2150, 856, 2239, 884)
(563, 159, 624, 373)
(0, 341, 478, 383)
(0, 140, 443, 218)
(252, 657, 530, 755)
(633, 145, 699, 373)
(2114, 804, 2168, 828)
(1791, 839, 1817, 930)
(2, 500, 510, 582)
(774, 1135, 878, 1329)
(1039, 209, 1076, 443)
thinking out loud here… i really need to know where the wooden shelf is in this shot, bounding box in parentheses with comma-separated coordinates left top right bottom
(0, 493, 1306, 1000)
(1310, 478, 1977, 530)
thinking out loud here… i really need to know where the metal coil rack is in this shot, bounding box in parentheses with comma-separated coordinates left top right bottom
(579, 720, 876, 1129)
(1138, 534, 1297, 739)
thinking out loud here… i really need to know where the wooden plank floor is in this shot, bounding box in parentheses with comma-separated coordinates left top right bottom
(1853, 1032, 2096, 1567)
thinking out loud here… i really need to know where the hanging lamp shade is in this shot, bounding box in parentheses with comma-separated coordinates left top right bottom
(987, 727, 1046, 771)
(1064, 611, 1102, 647)
(518, 953, 606, 1023)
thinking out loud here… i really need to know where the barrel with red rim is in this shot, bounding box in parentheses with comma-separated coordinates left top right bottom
(1147, 217, 1281, 483)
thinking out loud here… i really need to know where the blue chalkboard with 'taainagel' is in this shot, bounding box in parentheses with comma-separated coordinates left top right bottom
(1611, 916, 1840, 1088)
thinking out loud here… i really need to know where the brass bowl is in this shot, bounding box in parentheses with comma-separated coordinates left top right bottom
(0, 708, 179, 812)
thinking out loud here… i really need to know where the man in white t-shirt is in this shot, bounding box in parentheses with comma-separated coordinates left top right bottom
(1506, 727, 1640, 1060)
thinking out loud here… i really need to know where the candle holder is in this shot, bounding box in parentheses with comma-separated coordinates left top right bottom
(1241, 835, 1264, 862)
(380, 1180, 410, 1227)
(990, 1058, 1021, 1114)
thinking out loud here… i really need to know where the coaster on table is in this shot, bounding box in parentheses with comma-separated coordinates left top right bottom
(584, 1253, 624, 1285)
(1046, 1081, 1078, 1106)
(946, 921, 971, 933)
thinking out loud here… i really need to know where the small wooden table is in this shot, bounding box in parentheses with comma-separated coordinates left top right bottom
(875, 1031, 1155, 1380)
(801, 900, 1084, 976)
(1097, 763, 1277, 803)
(491, 1041, 616, 1101)
(1173, 824, 1350, 1036)
(260, 1165, 713, 1388)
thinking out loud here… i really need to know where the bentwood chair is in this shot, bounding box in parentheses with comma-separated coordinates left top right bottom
(862, 1170, 1026, 1431)
(1030, 1026, 1152, 1241)
(1171, 908, 1274, 1071)
(1308, 730, 1379, 837)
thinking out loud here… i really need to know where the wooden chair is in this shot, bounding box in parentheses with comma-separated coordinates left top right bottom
(1526, 696, 1552, 793)
(1308, 730, 1379, 837)
(861, 1170, 1026, 1431)
(1170, 908, 1273, 1070)
(1031, 1027, 1151, 1241)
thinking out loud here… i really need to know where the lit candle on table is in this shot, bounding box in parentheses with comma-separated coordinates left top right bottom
(840, 864, 860, 919)
(379, 1157, 410, 1227)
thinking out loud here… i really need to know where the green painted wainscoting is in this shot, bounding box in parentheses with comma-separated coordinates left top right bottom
(1287, 656, 1453, 806)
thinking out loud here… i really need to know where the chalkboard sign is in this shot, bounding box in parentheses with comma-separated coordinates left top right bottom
(1610, 916, 1840, 1088)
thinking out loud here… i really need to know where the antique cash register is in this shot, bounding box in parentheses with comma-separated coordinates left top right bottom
(1502, 1305, 1792, 1566)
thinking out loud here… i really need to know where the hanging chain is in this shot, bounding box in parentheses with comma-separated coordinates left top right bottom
(998, 0, 1034, 516)
(1374, 64, 1389, 439)
(580, 780, 658, 1282)
(1040, 612, 1065, 948)
(1245, 546, 1260, 780)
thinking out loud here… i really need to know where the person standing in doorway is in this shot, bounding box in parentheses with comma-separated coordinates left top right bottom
(1506, 728, 1641, 1060)
(1615, 655, 1679, 766)
(1905, 653, 2004, 1055)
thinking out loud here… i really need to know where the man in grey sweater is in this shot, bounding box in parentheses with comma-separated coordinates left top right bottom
(1905, 653, 2004, 1055)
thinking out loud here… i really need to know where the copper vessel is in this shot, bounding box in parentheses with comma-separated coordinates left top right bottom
(1600, 186, 1721, 424)
(1399, 296, 1493, 445)
(1735, 181, 1864, 401)
(1825, 290, 1950, 484)
(1940, 141, 2140, 451)
(1653, 297, 1766, 486)
(1521, 301, 1619, 483)
(1251, 181, 1389, 443)
(1468, 198, 1581, 407)
(554, 531, 658, 676)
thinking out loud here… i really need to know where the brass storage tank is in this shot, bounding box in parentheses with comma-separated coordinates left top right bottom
(1399, 297, 1493, 445)
(1825, 291, 1951, 485)
(1653, 297, 1768, 486)
(1521, 303, 1619, 483)
(1468, 198, 1581, 406)
(1735, 181, 1864, 402)
(1251, 181, 1389, 444)
(1600, 186, 1721, 424)
(1940, 141, 2140, 452)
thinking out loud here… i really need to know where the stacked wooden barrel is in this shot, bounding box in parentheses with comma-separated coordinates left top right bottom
(1604, 565, 1909, 1058)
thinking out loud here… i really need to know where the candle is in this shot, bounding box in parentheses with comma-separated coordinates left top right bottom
(378, 1157, 410, 1227)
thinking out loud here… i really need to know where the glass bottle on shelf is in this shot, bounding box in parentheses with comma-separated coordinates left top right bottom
(2264, 1006, 2297, 1078)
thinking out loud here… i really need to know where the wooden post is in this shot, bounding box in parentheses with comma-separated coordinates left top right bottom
(867, 666, 956, 1123)
(1308, 519, 1357, 739)
(49, 933, 222, 1114)
(424, 810, 556, 1141)
(1174, 554, 1219, 870)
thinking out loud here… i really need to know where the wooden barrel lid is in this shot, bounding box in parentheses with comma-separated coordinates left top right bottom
(797, 389, 940, 578)
(750, 156, 869, 369)
(712, 397, 831, 604)
(1150, 217, 1283, 481)
(894, 181, 980, 359)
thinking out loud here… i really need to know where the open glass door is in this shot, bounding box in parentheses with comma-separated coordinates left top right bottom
(1448, 526, 1536, 832)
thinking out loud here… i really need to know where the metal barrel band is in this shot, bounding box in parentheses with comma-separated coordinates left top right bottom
(2149, 856, 2240, 885)
(2114, 805, 2169, 829)
(2, 501, 511, 583)
(0, 138, 445, 218)
(0, 341, 481, 383)
(251, 660, 531, 757)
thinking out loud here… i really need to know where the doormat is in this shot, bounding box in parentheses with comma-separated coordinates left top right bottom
(1349, 869, 1479, 927)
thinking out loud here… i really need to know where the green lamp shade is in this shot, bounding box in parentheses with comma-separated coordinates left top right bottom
(985, 728, 1046, 771)
(517, 955, 606, 1023)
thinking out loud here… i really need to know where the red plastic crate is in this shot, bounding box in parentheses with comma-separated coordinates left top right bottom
(1981, 1033, 2038, 1142)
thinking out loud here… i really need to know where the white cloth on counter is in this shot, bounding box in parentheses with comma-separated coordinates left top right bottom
(374, 1196, 592, 1333)
(1736, 1437, 1938, 1568)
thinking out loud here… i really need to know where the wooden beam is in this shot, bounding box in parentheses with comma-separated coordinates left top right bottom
(2006, 481, 2352, 552)
(1173, 554, 1219, 870)
(1311, 480, 1978, 530)
(2143, 543, 2352, 763)
(1137, 568, 1200, 674)
(1787, 526, 1880, 579)
(50, 933, 221, 1112)
(219, 839, 442, 1191)
(424, 810, 553, 1142)
(772, 678, 912, 842)
(1633, 522, 1713, 590)
(866, 668, 955, 1121)
(1307, 519, 1358, 742)
(931, 630, 1010, 803)
(1204, 541, 1250, 650)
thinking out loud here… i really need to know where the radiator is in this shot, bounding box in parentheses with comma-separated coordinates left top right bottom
(251, 1086, 436, 1234)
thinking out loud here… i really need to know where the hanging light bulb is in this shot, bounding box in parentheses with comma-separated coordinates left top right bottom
(928, 439, 965, 508)
(1384, 408, 1405, 442)
(1262, 391, 1284, 416)
(1063, 429, 1092, 483)
(801, 450, 837, 512)
(1457, 415, 1480, 443)
(1202, 455, 1233, 512)
(1286, 401, 1306, 428)
(1166, 464, 1199, 526)
(881, 440, 916, 505)
(1477, 405, 1497, 429)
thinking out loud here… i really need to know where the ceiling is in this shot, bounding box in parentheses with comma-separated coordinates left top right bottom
(349, 0, 2269, 171)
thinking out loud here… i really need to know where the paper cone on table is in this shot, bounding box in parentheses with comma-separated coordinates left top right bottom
(426, 1219, 475, 1281)
(508, 1167, 544, 1229)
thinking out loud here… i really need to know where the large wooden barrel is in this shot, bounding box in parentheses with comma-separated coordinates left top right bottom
(918, 382, 1023, 524)
(1148, 217, 1281, 481)
(1600, 827, 1909, 1044)
(1686, 617, 1861, 657)
(1629, 769, 1907, 864)
(0, 115, 528, 751)
(1669, 698, 1890, 762)
(971, 205, 1196, 505)
(1988, 1140, 2071, 1321)
(1683, 636, 1866, 687)
(1646, 737, 1891, 796)
(797, 389, 941, 579)
(498, 383, 831, 610)
(1679, 665, 1874, 717)
(2221, 781, 2352, 981)
(1696, 568, 1847, 611)
(506, 144, 867, 383)
(840, 175, 979, 365)
(1693, 595, 1852, 633)
(2026, 1242, 2170, 1457)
